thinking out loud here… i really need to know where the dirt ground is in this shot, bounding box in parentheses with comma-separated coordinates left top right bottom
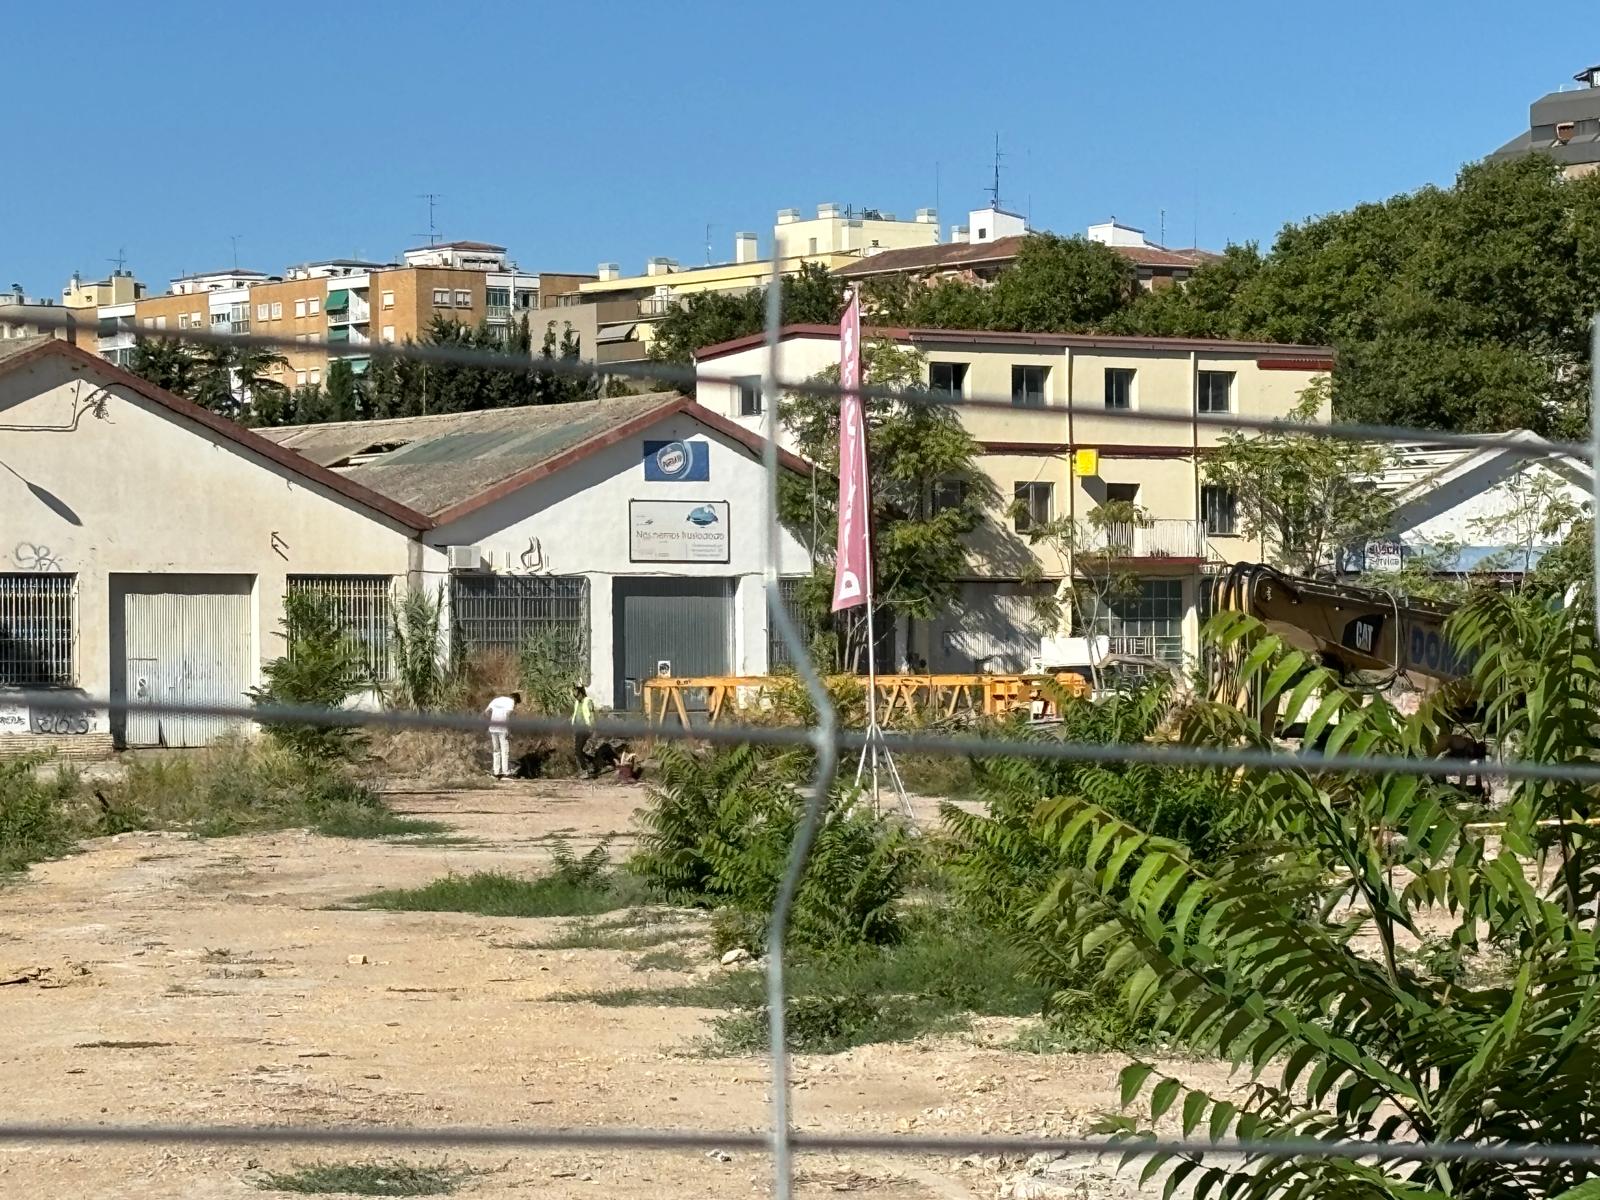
(0, 777, 1237, 1199)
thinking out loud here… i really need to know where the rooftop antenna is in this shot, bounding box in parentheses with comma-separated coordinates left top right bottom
(107, 247, 128, 276)
(1160, 208, 1167, 247)
(705, 223, 714, 266)
(986, 132, 1005, 210)
(934, 160, 941, 218)
(416, 193, 444, 247)
(229, 234, 243, 270)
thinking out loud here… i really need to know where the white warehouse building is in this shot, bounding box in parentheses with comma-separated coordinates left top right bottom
(261, 394, 814, 710)
(0, 339, 811, 758)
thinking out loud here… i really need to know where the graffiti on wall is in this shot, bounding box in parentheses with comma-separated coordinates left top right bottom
(12, 542, 62, 572)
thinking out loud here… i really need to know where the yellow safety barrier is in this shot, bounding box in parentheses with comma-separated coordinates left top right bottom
(640, 672, 1089, 729)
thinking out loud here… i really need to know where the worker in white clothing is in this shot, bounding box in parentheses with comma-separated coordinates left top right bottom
(485, 691, 521, 780)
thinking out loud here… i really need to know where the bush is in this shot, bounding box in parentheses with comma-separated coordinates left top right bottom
(629, 743, 918, 953)
(0, 756, 82, 874)
(250, 591, 369, 762)
(387, 586, 448, 711)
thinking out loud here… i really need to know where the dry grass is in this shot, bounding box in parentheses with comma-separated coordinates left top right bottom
(366, 730, 490, 790)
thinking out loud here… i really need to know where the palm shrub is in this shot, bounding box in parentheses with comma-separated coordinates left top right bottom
(945, 677, 1240, 964)
(249, 591, 369, 762)
(388, 586, 448, 710)
(629, 743, 917, 952)
(1018, 596, 1600, 1199)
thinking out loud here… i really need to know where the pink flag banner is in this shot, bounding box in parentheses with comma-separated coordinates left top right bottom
(831, 291, 869, 612)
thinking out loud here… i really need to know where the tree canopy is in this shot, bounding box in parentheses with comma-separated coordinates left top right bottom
(776, 341, 996, 668)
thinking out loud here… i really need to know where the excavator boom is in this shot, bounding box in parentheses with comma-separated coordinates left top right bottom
(1210, 563, 1473, 683)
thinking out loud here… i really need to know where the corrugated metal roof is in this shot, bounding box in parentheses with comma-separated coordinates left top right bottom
(257, 392, 688, 516)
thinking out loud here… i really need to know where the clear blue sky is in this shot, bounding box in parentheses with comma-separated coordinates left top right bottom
(0, 1, 1578, 295)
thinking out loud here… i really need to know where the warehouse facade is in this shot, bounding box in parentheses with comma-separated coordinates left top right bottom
(0, 339, 428, 755)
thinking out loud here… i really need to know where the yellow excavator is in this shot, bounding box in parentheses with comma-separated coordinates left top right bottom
(1209, 562, 1472, 686)
(1206, 563, 1489, 772)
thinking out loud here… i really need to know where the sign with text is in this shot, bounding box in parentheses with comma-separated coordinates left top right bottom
(1363, 540, 1404, 574)
(629, 500, 730, 563)
(643, 439, 710, 482)
(0, 703, 28, 734)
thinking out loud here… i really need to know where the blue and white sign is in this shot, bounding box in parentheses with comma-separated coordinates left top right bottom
(644, 439, 710, 482)
(629, 500, 730, 563)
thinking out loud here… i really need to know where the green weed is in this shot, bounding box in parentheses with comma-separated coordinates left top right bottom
(554, 910, 1051, 1054)
(356, 844, 650, 919)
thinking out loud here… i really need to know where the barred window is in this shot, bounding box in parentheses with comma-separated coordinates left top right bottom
(767, 577, 817, 672)
(0, 573, 75, 686)
(287, 575, 393, 680)
(451, 575, 589, 662)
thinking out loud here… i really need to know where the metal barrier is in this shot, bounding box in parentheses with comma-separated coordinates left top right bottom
(639, 671, 1090, 727)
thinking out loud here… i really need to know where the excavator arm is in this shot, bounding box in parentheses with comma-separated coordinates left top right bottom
(1210, 563, 1473, 684)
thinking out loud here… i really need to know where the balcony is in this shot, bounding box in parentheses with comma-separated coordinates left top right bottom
(1079, 519, 1207, 561)
(325, 291, 369, 325)
(486, 303, 512, 321)
(638, 294, 675, 317)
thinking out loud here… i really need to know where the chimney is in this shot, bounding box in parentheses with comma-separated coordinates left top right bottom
(949, 225, 969, 244)
(597, 262, 620, 281)
(646, 257, 678, 276)
(776, 208, 800, 224)
(817, 202, 839, 219)
(916, 208, 938, 224)
(734, 232, 759, 263)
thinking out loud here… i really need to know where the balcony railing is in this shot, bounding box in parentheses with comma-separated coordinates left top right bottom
(1079, 519, 1207, 560)
(328, 301, 370, 325)
(638, 295, 675, 316)
(486, 303, 512, 321)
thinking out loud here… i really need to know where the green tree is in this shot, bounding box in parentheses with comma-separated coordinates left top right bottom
(776, 342, 997, 669)
(1012, 496, 1155, 640)
(987, 233, 1139, 331)
(127, 338, 200, 397)
(322, 358, 363, 421)
(1203, 380, 1394, 576)
(248, 590, 369, 762)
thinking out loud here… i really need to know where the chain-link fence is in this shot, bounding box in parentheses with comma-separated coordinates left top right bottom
(2, 293, 1599, 1198)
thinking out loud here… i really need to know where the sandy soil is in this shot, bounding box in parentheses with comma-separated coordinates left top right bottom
(0, 777, 1236, 1198)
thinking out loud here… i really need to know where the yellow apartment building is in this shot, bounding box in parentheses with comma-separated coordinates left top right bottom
(694, 324, 1334, 671)
(562, 203, 940, 364)
(61, 269, 146, 310)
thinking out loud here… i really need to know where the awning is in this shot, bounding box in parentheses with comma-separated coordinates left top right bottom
(346, 357, 370, 376)
(596, 323, 636, 344)
(325, 289, 349, 312)
(327, 326, 351, 344)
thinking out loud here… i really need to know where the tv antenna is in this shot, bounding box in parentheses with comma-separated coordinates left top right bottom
(229, 234, 243, 269)
(107, 247, 129, 275)
(416, 193, 444, 246)
(986, 132, 1005, 210)
(705, 222, 714, 265)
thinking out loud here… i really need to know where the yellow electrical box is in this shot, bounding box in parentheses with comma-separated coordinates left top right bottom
(1073, 448, 1100, 477)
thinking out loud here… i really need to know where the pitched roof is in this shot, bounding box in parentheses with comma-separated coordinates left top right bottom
(0, 340, 431, 531)
(834, 236, 1214, 279)
(259, 392, 812, 525)
(693, 323, 1335, 364)
(1383, 431, 1592, 507)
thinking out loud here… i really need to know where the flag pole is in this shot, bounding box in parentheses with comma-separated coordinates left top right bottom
(832, 286, 910, 820)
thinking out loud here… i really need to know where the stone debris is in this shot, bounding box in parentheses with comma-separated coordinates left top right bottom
(719, 948, 752, 966)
